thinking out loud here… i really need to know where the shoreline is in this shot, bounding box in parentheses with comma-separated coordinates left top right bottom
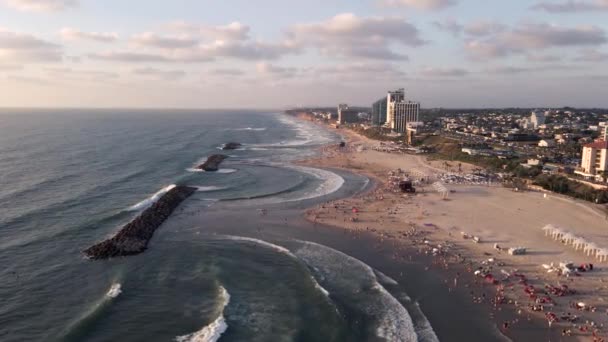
(296, 117, 608, 341)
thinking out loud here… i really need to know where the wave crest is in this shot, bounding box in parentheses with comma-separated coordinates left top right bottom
(127, 185, 176, 211)
(175, 286, 230, 342)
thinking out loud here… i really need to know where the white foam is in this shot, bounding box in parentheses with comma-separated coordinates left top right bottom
(311, 276, 330, 297)
(175, 286, 230, 342)
(226, 127, 267, 131)
(127, 185, 176, 211)
(222, 235, 293, 256)
(186, 168, 237, 174)
(216, 169, 237, 174)
(279, 164, 345, 203)
(293, 240, 419, 342)
(106, 283, 122, 298)
(195, 186, 226, 192)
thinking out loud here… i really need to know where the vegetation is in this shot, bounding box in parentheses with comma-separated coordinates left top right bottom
(533, 175, 608, 204)
(349, 126, 402, 142)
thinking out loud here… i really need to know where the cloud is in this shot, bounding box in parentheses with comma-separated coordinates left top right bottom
(531, 0, 608, 13)
(420, 67, 469, 77)
(0, 64, 22, 71)
(256, 62, 299, 78)
(484, 64, 583, 74)
(198, 40, 297, 60)
(576, 48, 608, 61)
(60, 28, 118, 43)
(131, 32, 198, 49)
(381, 0, 457, 10)
(211, 68, 245, 76)
(4, 0, 77, 11)
(45, 67, 119, 80)
(133, 67, 186, 80)
(0, 29, 62, 63)
(289, 13, 424, 60)
(313, 62, 407, 83)
(464, 21, 507, 37)
(433, 18, 463, 36)
(167, 21, 250, 41)
(465, 23, 607, 58)
(434, 19, 506, 37)
(526, 54, 562, 62)
(89, 51, 176, 63)
(6, 75, 53, 84)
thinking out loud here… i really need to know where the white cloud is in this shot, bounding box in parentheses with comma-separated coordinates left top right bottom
(133, 67, 186, 80)
(420, 67, 469, 77)
(5, 0, 76, 11)
(0, 29, 62, 63)
(465, 23, 607, 58)
(89, 51, 176, 63)
(381, 0, 457, 10)
(289, 13, 424, 60)
(60, 28, 118, 43)
(131, 32, 198, 49)
(167, 21, 250, 41)
(256, 62, 299, 78)
(532, 0, 608, 13)
(576, 48, 608, 61)
(464, 21, 507, 37)
(45, 67, 119, 80)
(211, 68, 245, 76)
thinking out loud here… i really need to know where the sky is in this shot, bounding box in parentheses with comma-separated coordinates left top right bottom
(1, 0, 608, 108)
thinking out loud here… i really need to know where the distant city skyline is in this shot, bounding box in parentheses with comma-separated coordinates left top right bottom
(1, 0, 608, 108)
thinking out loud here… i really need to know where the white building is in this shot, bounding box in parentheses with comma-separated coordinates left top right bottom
(386, 88, 405, 128)
(530, 111, 546, 129)
(578, 140, 608, 177)
(384, 88, 420, 133)
(538, 139, 556, 148)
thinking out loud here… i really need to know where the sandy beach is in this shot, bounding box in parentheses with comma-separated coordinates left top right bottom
(300, 122, 608, 341)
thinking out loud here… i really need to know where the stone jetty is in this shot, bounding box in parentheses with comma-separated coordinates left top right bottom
(198, 154, 228, 171)
(222, 142, 242, 150)
(84, 185, 197, 260)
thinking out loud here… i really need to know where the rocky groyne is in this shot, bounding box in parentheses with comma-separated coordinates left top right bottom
(222, 142, 242, 150)
(84, 185, 197, 260)
(198, 154, 228, 171)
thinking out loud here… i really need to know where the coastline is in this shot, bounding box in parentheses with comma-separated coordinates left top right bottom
(296, 117, 608, 341)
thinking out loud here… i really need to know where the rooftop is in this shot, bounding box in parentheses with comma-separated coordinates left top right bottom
(584, 140, 608, 149)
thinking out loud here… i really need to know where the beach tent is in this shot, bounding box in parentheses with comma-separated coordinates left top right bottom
(562, 232, 576, 245)
(573, 237, 588, 251)
(551, 227, 564, 240)
(542, 224, 557, 237)
(584, 242, 600, 257)
(597, 249, 608, 262)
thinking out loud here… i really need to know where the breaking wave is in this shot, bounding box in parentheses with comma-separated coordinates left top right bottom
(194, 186, 227, 192)
(127, 185, 176, 211)
(175, 286, 230, 342)
(291, 240, 421, 342)
(226, 127, 267, 131)
(186, 168, 237, 174)
(106, 283, 122, 298)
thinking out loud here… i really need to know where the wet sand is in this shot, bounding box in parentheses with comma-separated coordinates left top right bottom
(300, 123, 608, 341)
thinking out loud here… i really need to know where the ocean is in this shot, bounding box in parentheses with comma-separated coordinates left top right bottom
(0, 109, 505, 342)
